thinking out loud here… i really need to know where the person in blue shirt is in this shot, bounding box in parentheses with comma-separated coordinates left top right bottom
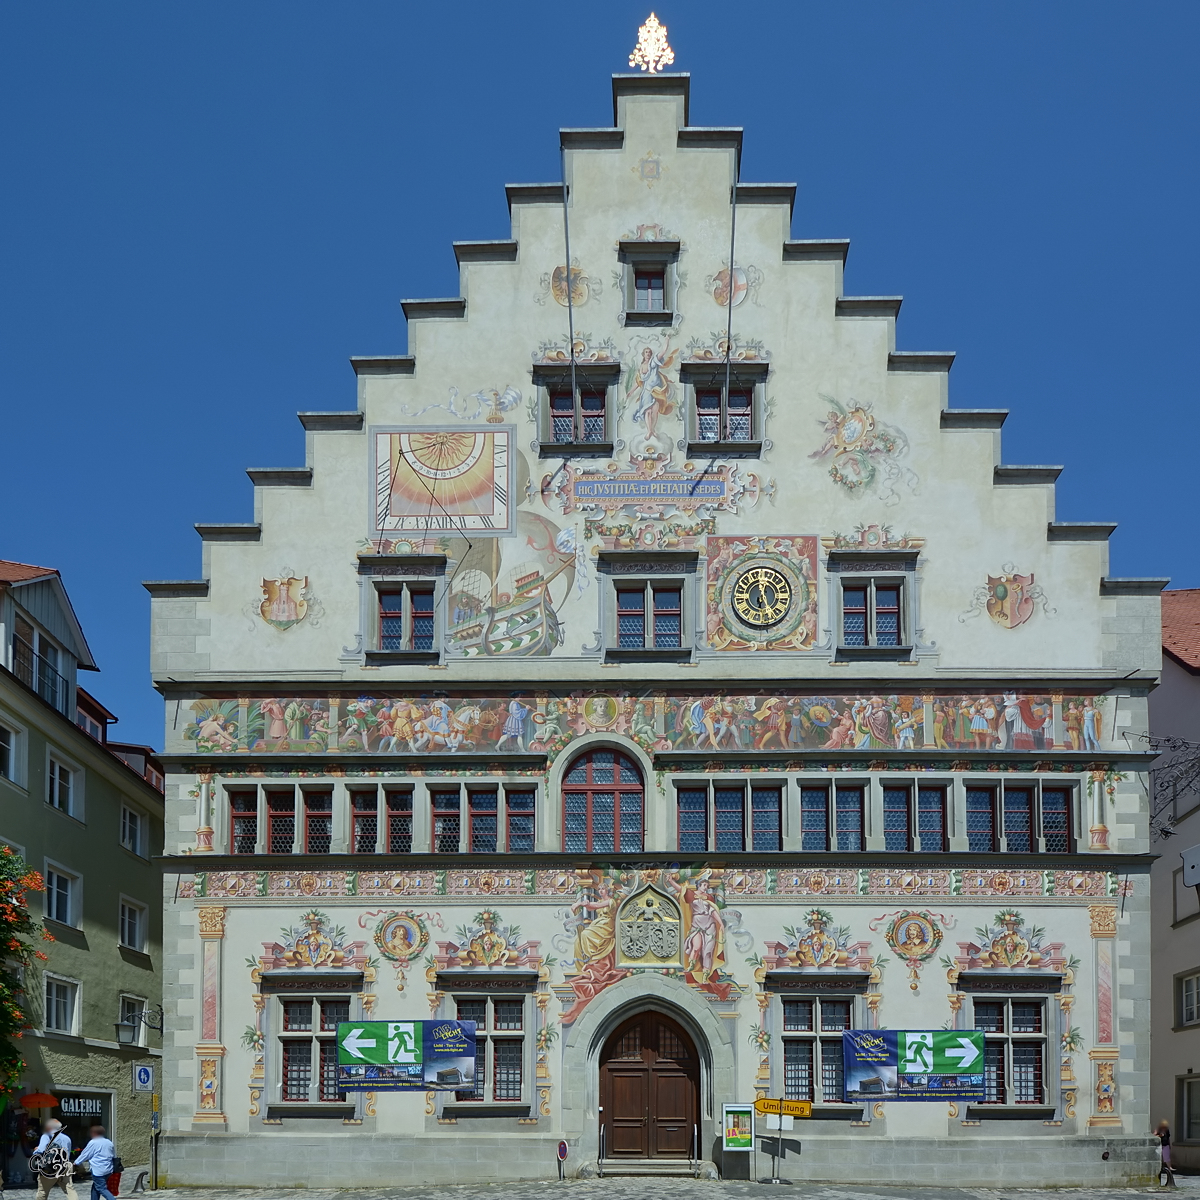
(72, 1126, 116, 1200)
(32, 1120, 77, 1200)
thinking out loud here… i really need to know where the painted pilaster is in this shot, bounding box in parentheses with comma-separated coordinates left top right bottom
(1050, 694, 1066, 750)
(921, 694, 936, 749)
(195, 772, 214, 852)
(195, 904, 228, 1127)
(1088, 771, 1110, 851)
(1087, 903, 1121, 1128)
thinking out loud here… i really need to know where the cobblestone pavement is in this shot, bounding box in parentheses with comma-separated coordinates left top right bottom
(7, 1175, 1192, 1200)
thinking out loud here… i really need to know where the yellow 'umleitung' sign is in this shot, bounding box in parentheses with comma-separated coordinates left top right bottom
(754, 1097, 812, 1118)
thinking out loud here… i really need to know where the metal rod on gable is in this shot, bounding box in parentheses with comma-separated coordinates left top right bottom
(560, 143, 578, 405)
(724, 140, 740, 408)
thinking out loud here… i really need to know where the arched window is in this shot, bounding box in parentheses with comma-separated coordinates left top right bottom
(562, 747, 643, 853)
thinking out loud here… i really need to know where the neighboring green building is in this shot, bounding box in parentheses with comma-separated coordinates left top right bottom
(0, 560, 164, 1185)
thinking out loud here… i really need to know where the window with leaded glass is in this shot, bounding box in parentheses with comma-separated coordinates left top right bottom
(469, 790, 498, 853)
(562, 748, 643, 853)
(676, 783, 781, 853)
(966, 787, 997, 852)
(454, 996, 526, 1103)
(1002, 788, 1035, 853)
(432, 790, 461, 853)
(614, 582, 683, 651)
(266, 791, 295, 854)
(973, 998, 1046, 1105)
(781, 996, 852, 1103)
(279, 996, 349, 1104)
(505, 790, 536, 852)
(839, 578, 906, 648)
(229, 790, 257, 854)
(1041, 787, 1071, 852)
(387, 788, 413, 853)
(303, 791, 332, 853)
(351, 789, 378, 853)
(548, 386, 608, 445)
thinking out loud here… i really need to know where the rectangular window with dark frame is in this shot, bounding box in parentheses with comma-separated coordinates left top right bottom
(751, 785, 783, 852)
(677, 787, 708, 853)
(714, 786, 745, 852)
(1041, 787, 1071, 853)
(884, 786, 911, 851)
(973, 998, 1045, 1105)
(280, 997, 348, 1104)
(230, 791, 257, 854)
(634, 268, 666, 312)
(840, 579, 905, 648)
(694, 387, 754, 444)
(0, 722, 13, 781)
(782, 997, 852, 1103)
(615, 583, 683, 651)
(834, 787, 864, 851)
(469, 790, 498, 854)
(549, 386, 608, 445)
(47, 758, 73, 813)
(304, 792, 333, 854)
(266, 792, 295, 854)
(386, 788, 413, 854)
(801, 786, 830, 852)
(966, 787, 997, 852)
(432, 790, 461, 853)
(351, 790, 377, 854)
(505, 789, 535, 853)
(379, 586, 436, 653)
(1003, 788, 1034, 853)
(918, 786, 947, 852)
(454, 996, 525, 1103)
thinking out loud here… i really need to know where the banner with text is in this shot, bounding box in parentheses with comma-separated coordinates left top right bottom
(842, 1030, 984, 1102)
(336, 1020, 476, 1091)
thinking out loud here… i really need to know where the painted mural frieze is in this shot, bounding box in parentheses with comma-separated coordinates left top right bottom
(707, 535, 819, 652)
(182, 689, 1108, 757)
(811, 393, 918, 505)
(194, 867, 1118, 903)
(959, 564, 1057, 629)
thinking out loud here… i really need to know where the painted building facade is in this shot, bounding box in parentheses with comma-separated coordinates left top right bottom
(1150, 590, 1200, 1171)
(0, 561, 164, 1183)
(148, 73, 1165, 1186)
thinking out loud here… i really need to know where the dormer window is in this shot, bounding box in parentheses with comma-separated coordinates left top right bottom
(618, 240, 679, 325)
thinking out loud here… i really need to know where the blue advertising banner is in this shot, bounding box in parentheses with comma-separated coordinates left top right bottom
(842, 1030, 985, 1102)
(336, 1020, 476, 1091)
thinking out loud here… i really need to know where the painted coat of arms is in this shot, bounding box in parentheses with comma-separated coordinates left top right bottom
(986, 572, 1035, 629)
(260, 576, 309, 630)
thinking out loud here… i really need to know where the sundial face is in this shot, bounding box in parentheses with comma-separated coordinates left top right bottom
(731, 565, 792, 628)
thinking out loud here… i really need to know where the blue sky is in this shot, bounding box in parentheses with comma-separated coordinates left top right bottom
(2, 2, 1197, 749)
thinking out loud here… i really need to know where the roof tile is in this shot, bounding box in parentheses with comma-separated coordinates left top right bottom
(1162, 588, 1200, 670)
(0, 560, 59, 584)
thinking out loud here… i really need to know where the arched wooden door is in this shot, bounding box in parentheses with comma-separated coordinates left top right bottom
(600, 1011, 699, 1159)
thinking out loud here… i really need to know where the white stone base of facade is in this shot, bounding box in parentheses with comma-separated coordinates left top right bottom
(158, 1131, 1160, 1188)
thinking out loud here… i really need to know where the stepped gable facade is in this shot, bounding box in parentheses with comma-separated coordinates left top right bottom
(148, 72, 1164, 1186)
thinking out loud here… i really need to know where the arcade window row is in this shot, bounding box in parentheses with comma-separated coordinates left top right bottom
(372, 571, 915, 658)
(222, 754, 1079, 855)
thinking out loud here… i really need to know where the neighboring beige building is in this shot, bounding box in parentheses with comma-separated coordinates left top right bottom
(0, 561, 164, 1184)
(149, 71, 1166, 1186)
(1150, 589, 1200, 1171)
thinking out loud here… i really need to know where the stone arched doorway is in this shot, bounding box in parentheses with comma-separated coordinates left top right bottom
(600, 1010, 699, 1159)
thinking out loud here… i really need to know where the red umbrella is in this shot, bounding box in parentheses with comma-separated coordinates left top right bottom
(20, 1093, 58, 1108)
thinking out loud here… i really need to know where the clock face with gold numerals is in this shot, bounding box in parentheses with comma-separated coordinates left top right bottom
(731, 565, 793, 627)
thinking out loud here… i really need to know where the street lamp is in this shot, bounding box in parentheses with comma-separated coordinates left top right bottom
(115, 1005, 164, 1045)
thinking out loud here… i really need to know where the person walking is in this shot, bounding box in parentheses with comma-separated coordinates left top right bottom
(72, 1126, 117, 1200)
(1156, 1119, 1177, 1188)
(32, 1119, 77, 1200)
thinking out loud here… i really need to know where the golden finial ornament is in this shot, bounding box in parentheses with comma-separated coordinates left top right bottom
(629, 13, 675, 74)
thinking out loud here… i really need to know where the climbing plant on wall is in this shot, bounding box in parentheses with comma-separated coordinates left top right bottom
(0, 845, 50, 1104)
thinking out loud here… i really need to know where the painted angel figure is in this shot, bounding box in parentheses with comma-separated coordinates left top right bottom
(626, 340, 679, 439)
